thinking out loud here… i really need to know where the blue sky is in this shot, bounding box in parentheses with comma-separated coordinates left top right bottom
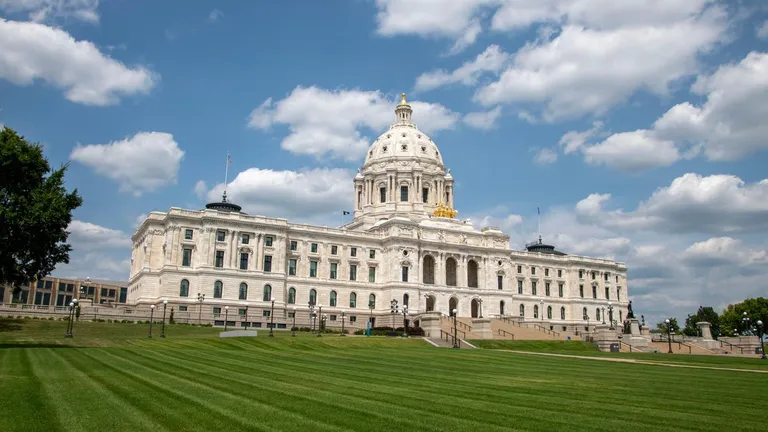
(1, 0, 767, 325)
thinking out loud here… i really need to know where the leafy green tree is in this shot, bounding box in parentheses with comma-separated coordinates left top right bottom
(683, 306, 721, 339)
(0, 126, 83, 293)
(655, 317, 679, 334)
(720, 297, 768, 336)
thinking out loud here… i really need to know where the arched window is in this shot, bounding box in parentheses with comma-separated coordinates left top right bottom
(467, 260, 479, 288)
(330, 291, 337, 307)
(560, 307, 566, 320)
(596, 307, 601, 322)
(423, 255, 435, 284)
(179, 279, 189, 297)
(403, 293, 409, 306)
(368, 293, 376, 309)
(288, 288, 296, 304)
(309, 289, 317, 305)
(519, 304, 525, 317)
(547, 305, 552, 319)
(350, 292, 357, 308)
(534, 305, 539, 319)
(214, 280, 223, 298)
(500, 300, 505, 315)
(446, 257, 457, 286)
(239, 282, 248, 300)
(262, 284, 272, 301)
(583, 307, 588, 320)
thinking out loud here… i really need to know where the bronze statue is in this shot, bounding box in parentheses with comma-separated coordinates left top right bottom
(627, 301, 635, 319)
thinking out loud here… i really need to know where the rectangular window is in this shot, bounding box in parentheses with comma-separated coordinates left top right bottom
(330, 263, 338, 279)
(311, 243, 318, 253)
(545, 268, 549, 277)
(422, 187, 429, 203)
(101, 288, 107, 297)
(108, 289, 115, 297)
(497, 275, 503, 290)
(240, 253, 249, 270)
(350, 264, 357, 281)
(185, 229, 193, 240)
(380, 187, 386, 203)
(213, 307, 221, 315)
(579, 270, 584, 279)
(579, 285, 584, 298)
(290, 240, 297, 251)
(67, 283, 74, 292)
(45, 280, 52, 289)
(532, 281, 537, 296)
(119, 287, 127, 303)
(331, 245, 338, 255)
(263, 310, 270, 317)
(605, 287, 609, 300)
(401, 266, 408, 282)
(182, 248, 192, 267)
(616, 275, 619, 283)
(400, 186, 408, 201)
(617, 287, 621, 302)
(592, 286, 597, 299)
(531, 267, 536, 275)
(591, 271, 596, 280)
(517, 265, 522, 273)
(350, 247, 357, 257)
(309, 260, 318, 278)
(545, 282, 550, 296)
(558, 269, 562, 278)
(558, 283, 563, 297)
(369, 249, 376, 259)
(216, 230, 226, 242)
(241, 234, 250, 244)
(350, 316, 357, 322)
(517, 280, 523, 294)
(264, 255, 272, 272)
(288, 259, 297, 276)
(368, 266, 376, 282)
(179, 305, 187, 312)
(264, 236, 274, 247)
(37, 280, 44, 289)
(58, 282, 65, 291)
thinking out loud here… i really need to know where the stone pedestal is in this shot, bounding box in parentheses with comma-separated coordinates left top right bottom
(594, 325, 619, 352)
(420, 312, 442, 338)
(629, 319, 641, 336)
(697, 322, 713, 340)
(627, 318, 648, 348)
(471, 317, 492, 339)
(640, 325, 649, 336)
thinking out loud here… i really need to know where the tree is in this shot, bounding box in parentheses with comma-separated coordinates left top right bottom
(0, 126, 83, 293)
(720, 297, 768, 336)
(683, 306, 721, 339)
(655, 317, 679, 334)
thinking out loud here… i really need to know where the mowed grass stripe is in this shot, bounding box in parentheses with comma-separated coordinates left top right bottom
(0, 349, 63, 432)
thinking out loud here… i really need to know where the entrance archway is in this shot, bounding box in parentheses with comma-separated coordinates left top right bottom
(471, 298, 480, 318)
(448, 297, 458, 316)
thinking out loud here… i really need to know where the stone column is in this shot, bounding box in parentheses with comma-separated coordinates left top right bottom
(472, 317, 492, 339)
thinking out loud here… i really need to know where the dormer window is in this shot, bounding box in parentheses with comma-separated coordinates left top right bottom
(400, 186, 408, 202)
(422, 188, 428, 203)
(401, 144, 407, 151)
(421, 146, 426, 152)
(382, 146, 388, 152)
(380, 187, 386, 203)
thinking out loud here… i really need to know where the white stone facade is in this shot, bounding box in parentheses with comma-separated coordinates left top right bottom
(129, 95, 629, 330)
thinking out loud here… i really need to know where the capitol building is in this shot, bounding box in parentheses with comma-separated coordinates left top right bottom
(129, 95, 629, 333)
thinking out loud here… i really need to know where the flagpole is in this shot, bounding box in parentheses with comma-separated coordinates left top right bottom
(537, 204, 541, 242)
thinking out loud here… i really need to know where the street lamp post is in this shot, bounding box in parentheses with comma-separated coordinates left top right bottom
(224, 306, 230, 331)
(742, 312, 750, 335)
(665, 318, 673, 353)
(756, 320, 766, 360)
(390, 299, 399, 334)
(402, 305, 409, 337)
(269, 297, 276, 337)
(601, 306, 606, 325)
(607, 303, 614, 330)
(452, 308, 459, 348)
(197, 293, 205, 325)
(316, 304, 323, 337)
(161, 299, 168, 338)
(308, 303, 315, 333)
(341, 309, 346, 336)
(291, 306, 297, 336)
(243, 301, 249, 329)
(368, 301, 375, 332)
(148, 305, 155, 338)
(65, 299, 79, 338)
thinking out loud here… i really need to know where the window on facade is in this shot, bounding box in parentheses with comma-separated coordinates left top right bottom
(213, 307, 221, 315)
(350, 264, 357, 281)
(531, 267, 536, 275)
(617, 287, 621, 302)
(400, 186, 408, 202)
(596, 307, 601, 321)
(401, 266, 409, 282)
(380, 187, 386, 203)
(368, 293, 376, 309)
(330, 291, 337, 307)
(239, 283, 248, 300)
(241, 234, 250, 244)
(369, 249, 376, 259)
(331, 245, 338, 255)
(264, 255, 272, 272)
(185, 229, 193, 240)
(215, 251, 224, 268)
(290, 240, 297, 251)
(532, 281, 537, 296)
(37, 280, 45, 289)
(330, 263, 338, 279)
(309, 260, 318, 278)
(534, 305, 539, 319)
(520, 304, 525, 316)
(605, 287, 610, 300)
(616, 275, 619, 283)
(592, 286, 597, 299)
(179, 279, 189, 297)
(547, 306, 552, 319)
(422, 187, 429, 203)
(288, 259, 297, 276)
(545, 268, 549, 277)
(288, 288, 296, 304)
(467, 260, 478, 288)
(500, 301, 505, 315)
(217, 230, 226, 242)
(240, 253, 249, 270)
(309, 289, 317, 305)
(350, 292, 357, 308)
(545, 282, 550, 296)
(214, 281, 223, 298)
(497, 275, 503, 290)
(517, 265, 522, 273)
(311, 243, 318, 253)
(368, 266, 376, 282)
(182, 248, 192, 267)
(579, 270, 584, 279)
(561, 307, 566, 320)
(263, 310, 271, 317)
(178, 305, 187, 312)
(605, 272, 609, 281)
(445, 257, 457, 286)
(423, 255, 435, 284)
(263, 285, 272, 301)
(350, 247, 357, 257)
(517, 280, 523, 294)
(558, 283, 563, 297)
(591, 271, 596, 280)
(403, 293, 409, 306)
(583, 307, 588, 320)
(558, 269, 562, 278)
(579, 285, 584, 298)
(265, 236, 274, 247)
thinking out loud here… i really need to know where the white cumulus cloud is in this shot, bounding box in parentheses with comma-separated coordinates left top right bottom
(0, 0, 99, 23)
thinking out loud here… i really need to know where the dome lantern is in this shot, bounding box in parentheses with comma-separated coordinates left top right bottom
(394, 93, 413, 124)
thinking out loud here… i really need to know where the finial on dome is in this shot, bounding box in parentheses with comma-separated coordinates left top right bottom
(399, 93, 408, 106)
(394, 92, 413, 123)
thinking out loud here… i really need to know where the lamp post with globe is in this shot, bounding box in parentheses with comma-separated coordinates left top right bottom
(160, 298, 168, 338)
(269, 297, 276, 337)
(148, 305, 155, 338)
(452, 308, 459, 349)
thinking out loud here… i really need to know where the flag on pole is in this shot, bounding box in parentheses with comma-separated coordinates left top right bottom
(537, 206, 540, 215)
(342, 211, 350, 215)
(227, 153, 231, 165)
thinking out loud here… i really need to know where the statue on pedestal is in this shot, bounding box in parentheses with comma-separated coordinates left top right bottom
(627, 301, 635, 319)
(641, 314, 645, 326)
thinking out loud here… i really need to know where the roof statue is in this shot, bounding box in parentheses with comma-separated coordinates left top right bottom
(433, 202, 458, 219)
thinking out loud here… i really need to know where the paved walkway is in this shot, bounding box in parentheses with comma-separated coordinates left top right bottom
(498, 350, 768, 374)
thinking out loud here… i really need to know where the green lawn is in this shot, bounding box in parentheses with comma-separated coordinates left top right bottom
(1, 318, 766, 431)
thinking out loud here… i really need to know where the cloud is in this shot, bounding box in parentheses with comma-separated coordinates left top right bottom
(67, 220, 132, 249)
(193, 180, 207, 200)
(533, 148, 558, 165)
(757, 20, 768, 39)
(0, 0, 99, 24)
(558, 121, 603, 154)
(474, 3, 727, 121)
(246, 86, 460, 161)
(681, 237, 767, 268)
(203, 167, 354, 225)
(208, 9, 224, 22)
(582, 130, 680, 172)
(414, 44, 510, 92)
(463, 106, 502, 130)
(70, 132, 184, 196)
(0, 19, 157, 106)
